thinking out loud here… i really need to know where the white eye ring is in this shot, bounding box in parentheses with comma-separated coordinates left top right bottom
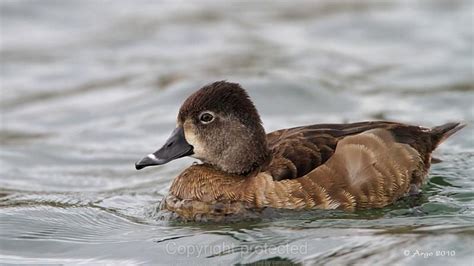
(199, 111, 215, 124)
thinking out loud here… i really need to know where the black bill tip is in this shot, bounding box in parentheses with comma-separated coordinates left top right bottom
(134, 126, 194, 171)
(135, 154, 167, 170)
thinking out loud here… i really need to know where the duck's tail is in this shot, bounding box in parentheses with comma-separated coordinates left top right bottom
(430, 122, 466, 150)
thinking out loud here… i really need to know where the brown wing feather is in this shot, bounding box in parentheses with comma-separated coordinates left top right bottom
(302, 129, 425, 209)
(266, 121, 440, 181)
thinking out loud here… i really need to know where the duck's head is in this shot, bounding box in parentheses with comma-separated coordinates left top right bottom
(135, 81, 271, 175)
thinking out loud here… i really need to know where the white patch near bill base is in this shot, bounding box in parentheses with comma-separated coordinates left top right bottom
(183, 122, 205, 159)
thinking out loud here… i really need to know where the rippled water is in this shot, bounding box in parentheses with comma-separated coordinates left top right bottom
(1, 0, 473, 265)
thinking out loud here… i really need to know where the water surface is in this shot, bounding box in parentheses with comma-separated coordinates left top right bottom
(1, 0, 473, 265)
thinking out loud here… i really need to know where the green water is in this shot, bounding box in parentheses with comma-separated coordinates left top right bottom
(1, 0, 473, 265)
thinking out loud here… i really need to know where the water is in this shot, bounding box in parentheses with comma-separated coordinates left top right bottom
(1, 0, 473, 265)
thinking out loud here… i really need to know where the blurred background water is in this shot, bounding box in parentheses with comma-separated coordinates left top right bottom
(1, 0, 473, 265)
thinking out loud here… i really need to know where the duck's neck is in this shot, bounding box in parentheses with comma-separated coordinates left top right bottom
(212, 126, 272, 176)
(237, 145, 272, 176)
(215, 144, 272, 176)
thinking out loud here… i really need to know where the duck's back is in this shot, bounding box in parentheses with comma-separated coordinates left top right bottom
(266, 121, 462, 181)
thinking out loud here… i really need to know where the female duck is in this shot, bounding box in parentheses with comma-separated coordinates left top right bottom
(136, 81, 464, 222)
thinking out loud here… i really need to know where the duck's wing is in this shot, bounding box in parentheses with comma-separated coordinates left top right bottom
(266, 121, 464, 181)
(267, 121, 400, 180)
(284, 128, 425, 210)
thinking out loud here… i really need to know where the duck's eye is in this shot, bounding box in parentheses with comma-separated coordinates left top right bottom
(199, 112, 214, 124)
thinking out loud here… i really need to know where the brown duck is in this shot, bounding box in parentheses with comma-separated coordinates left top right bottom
(135, 81, 465, 222)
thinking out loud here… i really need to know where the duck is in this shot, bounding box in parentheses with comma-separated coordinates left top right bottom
(135, 81, 465, 222)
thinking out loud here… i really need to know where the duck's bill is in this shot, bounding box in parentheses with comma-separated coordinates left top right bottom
(135, 126, 194, 170)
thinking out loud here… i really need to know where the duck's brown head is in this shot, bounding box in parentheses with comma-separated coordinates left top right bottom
(135, 81, 271, 175)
